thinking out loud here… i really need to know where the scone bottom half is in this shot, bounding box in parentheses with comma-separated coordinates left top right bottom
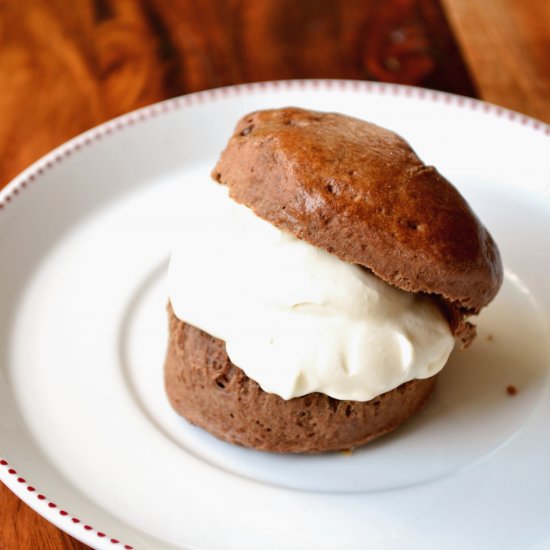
(165, 307, 438, 454)
(165, 107, 503, 454)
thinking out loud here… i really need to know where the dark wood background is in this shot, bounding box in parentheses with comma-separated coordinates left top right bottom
(1, 0, 549, 548)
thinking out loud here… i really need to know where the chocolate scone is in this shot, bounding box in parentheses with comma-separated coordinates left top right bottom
(165, 107, 503, 453)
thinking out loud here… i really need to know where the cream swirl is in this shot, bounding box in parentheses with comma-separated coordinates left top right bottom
(168, 179, 454, 401)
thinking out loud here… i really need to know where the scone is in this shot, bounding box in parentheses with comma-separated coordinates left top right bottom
(164, 107, 503, 453)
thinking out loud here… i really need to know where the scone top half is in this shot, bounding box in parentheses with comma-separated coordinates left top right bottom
(213, 107, 503, 346)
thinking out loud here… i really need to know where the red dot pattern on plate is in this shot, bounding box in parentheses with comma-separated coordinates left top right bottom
(0, 457, 130, 547)
(1, 80, 549, 549)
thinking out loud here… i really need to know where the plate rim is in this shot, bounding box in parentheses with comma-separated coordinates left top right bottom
(1, 78, 549, 210)
(1, 78, 550, 549)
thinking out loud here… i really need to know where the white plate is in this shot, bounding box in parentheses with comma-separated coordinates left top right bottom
(1, 80, 550, 550)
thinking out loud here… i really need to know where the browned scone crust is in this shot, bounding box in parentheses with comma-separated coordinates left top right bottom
(165, 308, 438, 454)
(213, 108, 503, 346)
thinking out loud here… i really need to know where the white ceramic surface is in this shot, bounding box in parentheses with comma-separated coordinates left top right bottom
(1, 80, 549, 550)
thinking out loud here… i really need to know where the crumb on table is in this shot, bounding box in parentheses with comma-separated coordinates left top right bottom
(486, 333, 494, 342)
(506, 385, 518, 396)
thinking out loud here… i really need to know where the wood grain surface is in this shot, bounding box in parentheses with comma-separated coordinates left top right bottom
(0, 0, 548, 549)
(442, 0, 550, 123)
(0, 0, 473, 188)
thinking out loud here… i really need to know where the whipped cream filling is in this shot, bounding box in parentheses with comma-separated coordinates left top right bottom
(168, 179, 455, 401)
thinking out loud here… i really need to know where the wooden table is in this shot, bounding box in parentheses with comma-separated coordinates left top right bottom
(1, 1, 548, 548)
